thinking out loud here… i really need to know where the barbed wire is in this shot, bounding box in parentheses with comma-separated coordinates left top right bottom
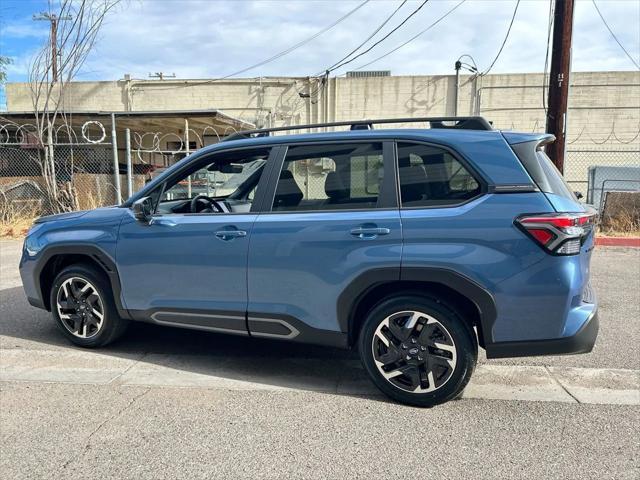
(1, 119, 638, 150)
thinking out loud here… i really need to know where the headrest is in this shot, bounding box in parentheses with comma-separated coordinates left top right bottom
(324, 171, 349, 200)
(273, 169, 303, 208)
(399, 165, 427, 202)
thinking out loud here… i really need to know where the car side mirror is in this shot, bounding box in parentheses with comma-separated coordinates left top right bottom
(132, 197, 153, 223)
(574, 191, 584, 200)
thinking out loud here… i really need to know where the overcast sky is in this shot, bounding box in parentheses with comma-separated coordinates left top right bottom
(1, 0, 639, 86)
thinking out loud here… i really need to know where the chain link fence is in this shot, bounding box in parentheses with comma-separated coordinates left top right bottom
(0, 117, 242, 222)
(0, 120, 121, 218)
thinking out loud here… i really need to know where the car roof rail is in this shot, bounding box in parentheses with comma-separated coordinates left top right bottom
(222, 116, 493, 142)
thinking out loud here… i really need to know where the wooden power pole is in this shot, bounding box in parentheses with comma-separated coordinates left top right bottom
(545, 0, 575, 174)
(33, 12, 73, 82)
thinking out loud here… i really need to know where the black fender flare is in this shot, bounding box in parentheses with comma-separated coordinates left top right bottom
(34, 244, 130, 319)
(337, 266, 496, 345)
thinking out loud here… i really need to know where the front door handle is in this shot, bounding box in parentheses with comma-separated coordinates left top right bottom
(215, 230, 247, 241)
(350, 227, 391, 239)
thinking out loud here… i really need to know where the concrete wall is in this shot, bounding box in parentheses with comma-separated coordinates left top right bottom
(5, 71, 640, 187)
(6, 72, 639, 142)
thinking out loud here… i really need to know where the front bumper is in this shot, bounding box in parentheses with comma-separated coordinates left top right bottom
(19, 245, 47, 310)
(485, 306, 599, 359)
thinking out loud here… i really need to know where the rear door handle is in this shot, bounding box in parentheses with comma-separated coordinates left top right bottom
(350, 227, 390, 239)
(215, 230, 247, 241)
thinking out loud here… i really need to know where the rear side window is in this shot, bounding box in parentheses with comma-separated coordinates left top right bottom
(511, 142, 577, 200)
(534, 150, 576, 199)
(271, 143, 384, 212)
(397, 142, 481, 207)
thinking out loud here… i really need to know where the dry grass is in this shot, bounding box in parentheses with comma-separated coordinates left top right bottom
(599, 193, 640, 237)
(598, 211, 640, 237)
(0, 202, 41, 238)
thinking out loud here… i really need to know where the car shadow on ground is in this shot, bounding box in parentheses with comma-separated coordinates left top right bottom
(0, 287, 396, 402)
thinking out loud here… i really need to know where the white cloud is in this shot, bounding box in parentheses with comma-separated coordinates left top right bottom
(3, 0, 640, 83)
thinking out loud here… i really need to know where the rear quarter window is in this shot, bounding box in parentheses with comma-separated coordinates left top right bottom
(511, 141, 577, 200)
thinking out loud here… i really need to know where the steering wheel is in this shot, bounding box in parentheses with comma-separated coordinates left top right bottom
(190, 194, 222, 213)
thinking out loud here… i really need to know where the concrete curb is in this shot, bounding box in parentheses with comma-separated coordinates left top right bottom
(596, 236, 640, 247)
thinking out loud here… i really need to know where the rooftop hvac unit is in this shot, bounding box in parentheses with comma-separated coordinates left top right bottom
(346, 71, 391, 78)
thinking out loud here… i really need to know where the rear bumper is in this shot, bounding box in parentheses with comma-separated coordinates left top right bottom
(485, 306, 599, 359)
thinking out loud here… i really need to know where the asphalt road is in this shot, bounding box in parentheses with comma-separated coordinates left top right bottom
(1, 240, 639, 479)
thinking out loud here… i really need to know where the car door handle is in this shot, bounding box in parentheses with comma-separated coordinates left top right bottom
(350, 227, 390, 239)
(215, 230, 247, 241)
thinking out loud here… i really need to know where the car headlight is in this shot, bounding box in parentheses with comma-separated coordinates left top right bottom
(24, 224, 45, 256)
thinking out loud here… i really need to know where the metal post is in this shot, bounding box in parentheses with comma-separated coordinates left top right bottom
(471, 75, 479, 116)
(110, 113, 122, 204)
(46, 116, 57, 198)
(125, 128, 133, 198)
(184, 119, 191, 198)
(454, 60, 461, 117)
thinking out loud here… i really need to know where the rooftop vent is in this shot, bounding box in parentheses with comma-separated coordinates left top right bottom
(346, 70, 391, 78)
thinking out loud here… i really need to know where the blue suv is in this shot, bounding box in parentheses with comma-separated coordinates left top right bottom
(19, 117, 598, 407)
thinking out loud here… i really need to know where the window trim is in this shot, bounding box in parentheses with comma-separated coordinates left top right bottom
(393, 140, 487, 210)
(260, 140, 398, 215)
(149, 145, 280, 216)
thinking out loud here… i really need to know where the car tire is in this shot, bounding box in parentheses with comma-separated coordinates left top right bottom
(358, 294, 477, 407)
(50, 263, 128, 348)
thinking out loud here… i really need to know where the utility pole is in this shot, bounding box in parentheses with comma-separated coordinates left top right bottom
(33, 12, 73, 82)
(545, 0, 574, 174)
(149, 72, 176, 81)
(453, 60, 462, 117)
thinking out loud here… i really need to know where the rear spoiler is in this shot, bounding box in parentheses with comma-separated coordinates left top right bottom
(502, 132, 555, 147)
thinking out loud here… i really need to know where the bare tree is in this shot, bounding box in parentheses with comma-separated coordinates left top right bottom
(29, 0, 122, 212)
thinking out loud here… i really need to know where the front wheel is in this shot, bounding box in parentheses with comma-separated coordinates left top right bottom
(358, 295, 477, 407)
(50, 264, 128, 348)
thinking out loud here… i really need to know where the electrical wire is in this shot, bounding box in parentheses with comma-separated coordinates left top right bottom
(591, 0, 640, 70)
(481, 0, 520, 75)
(314, 0, 408, 77)
(457, 54, 478, 72)
(136, 0, 371, 91)
(352, 0, 466, 71)
(326, 0, 430, 75)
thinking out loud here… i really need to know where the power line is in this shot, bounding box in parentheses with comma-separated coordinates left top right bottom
(482, 0, 521, 75)
(591, 0, 640, 70)
(327, 0, 430, 75)
(315, 0, 408, 76)
(216, 0, 371, 80)
(141, 0, 371, 91)
(352, 0, 467, 71)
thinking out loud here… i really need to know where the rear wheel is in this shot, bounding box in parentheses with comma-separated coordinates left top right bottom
(358, 295, 476, 407)
(50, 264, 128, 348)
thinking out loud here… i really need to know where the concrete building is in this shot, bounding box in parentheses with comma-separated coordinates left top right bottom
(3, 70, 640, 196)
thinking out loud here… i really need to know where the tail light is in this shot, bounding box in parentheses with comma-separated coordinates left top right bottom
(516, 212, 595, 255)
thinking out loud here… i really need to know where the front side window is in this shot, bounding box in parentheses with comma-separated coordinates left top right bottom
(157, 147, 270, 214)
(397, 142, 481, 207)
(271, 143, 384, 212)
